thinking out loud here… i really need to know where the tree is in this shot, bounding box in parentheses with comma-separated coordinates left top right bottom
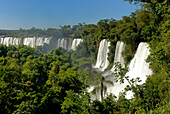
(59, 25, 72, 37)
(92, 73, 113, 100)
(61, 90, 91, 113)
(48, 62, 60, 86)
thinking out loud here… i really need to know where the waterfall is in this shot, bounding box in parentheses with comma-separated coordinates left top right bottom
(23, 37, 37, 48)
(97, 41, 125, 100)
(12, 38, 22, 45)
(0, 37, 21, 46)
(0, 37, 51, 48)
(103, 41, 125, 78)
(93, 39, 110, 71)
(57, 38, 72, 50)
(0, 37, 82, 51)
(107, 42, 152, 99)
(111, 41, 125, 72)
(44, 38, 50, 44)
(0, 38, 4, 44)
(23, 37, 51, 47)
(5, 37, 13, 46)
(125, 42, 152, 84)
(71, 39, 83, 51)
(89, 42, 152, 100)
(36, 37, 44, 46)
(2, 37, 13, 46)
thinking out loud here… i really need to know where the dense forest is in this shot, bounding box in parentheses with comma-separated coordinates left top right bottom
(0, 0, 169, 113)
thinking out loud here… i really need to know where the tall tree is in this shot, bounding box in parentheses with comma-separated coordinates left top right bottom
(92, 74, 113, 100)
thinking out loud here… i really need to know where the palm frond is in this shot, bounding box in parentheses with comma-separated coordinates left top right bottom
(103, 85, 107, 96)
(91, 85, 100, 95)
(103, 80, 114, 86)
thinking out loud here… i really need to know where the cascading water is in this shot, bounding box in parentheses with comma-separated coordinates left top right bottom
(5, 37, 13, 46)
(93, 39, 110, 71)
(103, 41, 125, 76)
(0, 37, 21, 46)
(23, 37, 36, 48)
(0, 37, 51, 47)
(89, 42, 152, 100)
(125, 42, 152, 84)
(57, 38, 72, 50)
(56, 38, 82, 51)
(90, 41, 125, 100)
(71, 39, 83, 51)
(12, 38, 22, 45)
(0, 38, 3, 44)
(88, 39, 110, 100)
(0, 37, 82, 51)
(107, 42, 152, 99)
(23, 37, 51, 47)
(111, 41, 125, 70)
(36, 37, 45, 46)
(44, 38, 50, 44)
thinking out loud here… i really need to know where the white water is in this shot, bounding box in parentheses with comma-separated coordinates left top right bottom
(126, 42, 152, 85)
(0, 37, 51, 47)
(0, 37, 82, 51)
(93, 39, 111, 71)
(12, 38, 22, 45)
(103, 41, 125, 77)
(0, 38, 3, 44)
(57, 38, 72, 50)
(57, 38, 83, 51)
(107, 42, 152, 99)
(90, 41, 125, 100)
(0, 37, 21, 46)
(71, 39, 83, 51)
(112, 42, 125, 70)
(90, 42, 152, 100)
(23, 37, 36, 48)
(23, 37, 51, 48)
(44, 38, 50, 44)
(103, 41, 125, 75)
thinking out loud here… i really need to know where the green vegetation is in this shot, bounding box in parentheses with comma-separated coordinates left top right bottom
(92, 74, 113, 100)
(0, 0, 169, 113)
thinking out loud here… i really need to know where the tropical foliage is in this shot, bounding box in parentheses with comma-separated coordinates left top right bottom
(0, 0, 169, 113)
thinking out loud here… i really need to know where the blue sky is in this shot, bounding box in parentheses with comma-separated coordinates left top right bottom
(0, 0, 139, 30)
